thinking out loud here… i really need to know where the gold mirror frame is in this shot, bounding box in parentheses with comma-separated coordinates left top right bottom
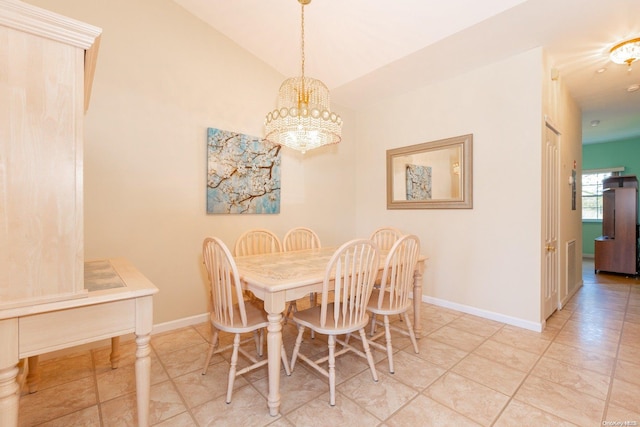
(386, 134, 473, 209)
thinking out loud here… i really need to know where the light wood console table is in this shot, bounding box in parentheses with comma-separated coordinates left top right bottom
(0, 258, 158, 427)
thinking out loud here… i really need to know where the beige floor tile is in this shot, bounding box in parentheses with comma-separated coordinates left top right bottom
(151, 327, 208, 356)
(378, 350, 446, 390)
(18, 376, 96, 427)
(37, 406, 101, 427)
(451, 353, 527, 395)
(530, 356, 611, 400)
(543, 341, 615, 376)
(447, 315, 503, 337)
(621, 322, 640, 344)
(338, 369, 418, 420)
(424, 372, 509, 425)
(96, 353, 167, 402)
(427, 325, 487, 352)
(27, 351, 93, 393)
(253, 365, 326, 415)
(385, 395, 481, 426)
(172, 361, 249, 409)
(618, 343, 640, 364)
(609, 378, 640, 412)
(490, 325, 552, 355)
(153, 411, 197, 426)
(514, 375, 605, 426)
(156, 341, 213, 378)
(92, 338, 139, 374)
(614, 358, 640, 386)
(190, 385, 278, 426)
(413, 337, 468, 369)
(605, 403, 640, 425)
(473, 339, 540, 373)
(493, 399, 580, 427)
(101, 381, 187, 426)
(285, 391, 382, 425)
(553, 327, 620, 358)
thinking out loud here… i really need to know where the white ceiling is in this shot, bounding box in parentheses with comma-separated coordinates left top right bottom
(174, 0, 640, 144)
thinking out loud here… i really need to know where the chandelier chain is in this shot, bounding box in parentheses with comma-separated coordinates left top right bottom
(300, 2, 305, 79)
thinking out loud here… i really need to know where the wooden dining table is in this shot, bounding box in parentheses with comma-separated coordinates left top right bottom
(234, 246, 425, 416)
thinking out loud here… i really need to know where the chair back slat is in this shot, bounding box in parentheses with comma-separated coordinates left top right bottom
(283, 227, 321, 251)
(203, 237, 248, 327)
(320, 239, 379, 329)
(377, 234, 421, 311)
(234, 229, 282, 256)
(369, 226, 403, 251)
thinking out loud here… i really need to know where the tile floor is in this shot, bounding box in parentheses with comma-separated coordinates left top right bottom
(17, 260, 640, 426)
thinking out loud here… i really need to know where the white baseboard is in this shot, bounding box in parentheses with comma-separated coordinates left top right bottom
(152, 313, 209, 334)
(420, 295, 544, 333)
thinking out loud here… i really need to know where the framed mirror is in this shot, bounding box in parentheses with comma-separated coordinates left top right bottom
(387, 134, 472, 209)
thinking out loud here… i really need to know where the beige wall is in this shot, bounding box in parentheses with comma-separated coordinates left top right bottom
(354, 49, 546, 329)
(25, 0, 582, 331)
(26, 0, 358, 324)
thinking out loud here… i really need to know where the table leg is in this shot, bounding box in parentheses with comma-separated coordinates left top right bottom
(266, 312, 282, 416)
(135, 333, 151, 427)
(413, 262, 424, 335)
(0, 319, 20, 427)
(110, 337, 121, 369)
(135, 295, 153, 427)
(26, 356, 40, 393)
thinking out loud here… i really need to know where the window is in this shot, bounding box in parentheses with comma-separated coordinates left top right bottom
(581, 167, 624, 220)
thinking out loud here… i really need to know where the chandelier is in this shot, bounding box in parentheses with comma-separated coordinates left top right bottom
(264, 0, 342, 154)
(609, 37, 640, 69)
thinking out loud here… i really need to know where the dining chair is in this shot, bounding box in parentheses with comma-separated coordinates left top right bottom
(234, 229, 282, 303)
(201, 237, 290, 403)
(283, 227, 322, 323)
(369, 226, 403, 251)
(369, 226, 404, 329)
(290, 239, 380, 406)
(283, 226, 321, 252)
(234, 228, 283, 257)
(366, 234, 421, 373)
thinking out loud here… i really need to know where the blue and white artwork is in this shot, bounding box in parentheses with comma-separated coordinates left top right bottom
(406, 164, 432, 200)
(207, 127, 281, 214)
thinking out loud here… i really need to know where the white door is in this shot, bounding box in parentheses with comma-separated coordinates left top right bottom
(543, 121, 560, 319)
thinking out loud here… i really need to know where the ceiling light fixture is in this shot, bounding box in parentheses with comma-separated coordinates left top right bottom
(609, 37, 640, 70)
(264, 0, 342, 154)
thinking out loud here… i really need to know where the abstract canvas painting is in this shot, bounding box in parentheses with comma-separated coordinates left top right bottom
(406, 164, 432, 200)
(207, 127, 281, 214)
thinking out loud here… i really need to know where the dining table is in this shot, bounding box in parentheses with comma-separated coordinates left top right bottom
(234, 246, 425, 416)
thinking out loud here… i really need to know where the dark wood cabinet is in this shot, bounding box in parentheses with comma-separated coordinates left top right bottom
(594, 175, 638, 275)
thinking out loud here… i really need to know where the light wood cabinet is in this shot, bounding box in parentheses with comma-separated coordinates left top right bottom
(594, 175, 638, 275)
(0, 0, 101, 309)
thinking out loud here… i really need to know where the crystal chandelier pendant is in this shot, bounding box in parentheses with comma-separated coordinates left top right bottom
(264, 0, 342, 154)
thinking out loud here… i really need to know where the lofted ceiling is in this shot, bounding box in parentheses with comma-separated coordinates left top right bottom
(174, 0, 640, 145)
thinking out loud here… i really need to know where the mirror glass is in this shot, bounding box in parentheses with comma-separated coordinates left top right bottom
(387, 134, 472, 209)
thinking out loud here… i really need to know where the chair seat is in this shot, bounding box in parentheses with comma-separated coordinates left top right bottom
(211, 301, 269, 334)
(293, 303, 370, 335)
(367, 289, 412, 316)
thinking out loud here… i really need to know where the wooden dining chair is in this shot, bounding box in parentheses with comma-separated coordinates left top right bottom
(283, 227, 321, 252)
(234, 229, 282, 303)
(234, 228, 282, 257)
(365, 234, 421, 374)
(369, 226, 403, 251)
(290, 239, 380, 406)
(201, 237, 290, 403)
(283, 227, 322, 323)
